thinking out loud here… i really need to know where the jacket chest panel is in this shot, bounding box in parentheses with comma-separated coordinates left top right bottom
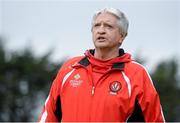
(61, 69, 131, 121)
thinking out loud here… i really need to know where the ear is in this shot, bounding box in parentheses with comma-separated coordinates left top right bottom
(119, 32, 127, 44)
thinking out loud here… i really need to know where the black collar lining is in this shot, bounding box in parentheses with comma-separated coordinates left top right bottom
(79, 57, 124, 70)
(78, 57, 90, 66)
(112, 62, 125, 70)
(89, 48, 125, 57)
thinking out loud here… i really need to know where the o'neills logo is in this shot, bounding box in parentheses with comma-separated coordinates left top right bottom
(70, 74, 82, 87)
(109, 81, 121, 95)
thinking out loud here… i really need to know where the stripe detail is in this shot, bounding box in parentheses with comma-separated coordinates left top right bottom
(39, 111, 47, 123)
(122, 71, 131, 97)
(61, 69, 75, 89)
(126, 115, 131, 122)
(161, 106, 166, 122)
(132, 61, 165, 122)
(132, 61, 156, 90)
(39, 95, 50, 123)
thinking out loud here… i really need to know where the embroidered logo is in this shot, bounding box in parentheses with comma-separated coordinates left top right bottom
(70, 74, 82, 87)
(109, 81, 122, 95)
(74, 74, 80, 80)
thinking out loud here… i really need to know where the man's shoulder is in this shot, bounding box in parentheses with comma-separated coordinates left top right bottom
(124, 61, 151, 81)
(65, 56, 84, 64)
(61, 56, 84, 69)
(56, 56, 84, 76)
(125, 61, 147, 73)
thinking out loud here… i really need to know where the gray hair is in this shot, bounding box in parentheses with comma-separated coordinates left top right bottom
(92, 8, 129, 35)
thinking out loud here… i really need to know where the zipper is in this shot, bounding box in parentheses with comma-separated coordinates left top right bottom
(74, 64, 95, 120)
(89, 85, 95, 121)
(91, 86, 95, 96)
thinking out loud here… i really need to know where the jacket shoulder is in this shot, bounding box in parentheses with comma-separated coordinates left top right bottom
(63, 56, 84, 67)
(125, 61, 148, 77)
(126, 61, 145, 71)
(58, 56, 84, 73)
(54, 56, 84, 85)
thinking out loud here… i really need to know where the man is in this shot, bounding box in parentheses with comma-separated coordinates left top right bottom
(38, 8, 165, 122)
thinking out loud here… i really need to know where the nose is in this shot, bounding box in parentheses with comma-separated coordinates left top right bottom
(97, 25, 106, 34)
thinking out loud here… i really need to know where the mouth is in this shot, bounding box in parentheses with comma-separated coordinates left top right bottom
(96, 36, 106, 41)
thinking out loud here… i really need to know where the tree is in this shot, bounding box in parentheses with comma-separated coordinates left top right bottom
(0, 38, 63, 121)
(151, 59, 180, 121)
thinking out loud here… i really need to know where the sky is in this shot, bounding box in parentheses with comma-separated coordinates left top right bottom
(0, 0, 180, 71)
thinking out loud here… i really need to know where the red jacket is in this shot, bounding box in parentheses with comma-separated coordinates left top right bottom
(38, 49, 165, 122)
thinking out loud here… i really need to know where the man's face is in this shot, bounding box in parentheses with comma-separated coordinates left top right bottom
(92, 12, 124, 49)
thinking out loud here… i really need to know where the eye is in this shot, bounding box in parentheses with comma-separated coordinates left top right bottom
(94, 23, 100, 28)
(107, 25, 113, 28)
(104, 24, 113, 29)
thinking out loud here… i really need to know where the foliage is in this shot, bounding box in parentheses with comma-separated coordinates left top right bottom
(151, 59, 180, 121)
(0, 38, 62, 121)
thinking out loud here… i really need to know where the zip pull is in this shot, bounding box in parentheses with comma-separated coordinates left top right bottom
(92, 86, 95, 96)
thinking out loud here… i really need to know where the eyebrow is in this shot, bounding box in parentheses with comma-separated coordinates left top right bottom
(94, 21, 116, 27)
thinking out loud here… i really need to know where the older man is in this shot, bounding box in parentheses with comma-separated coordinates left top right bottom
(38, 8, 165, 122)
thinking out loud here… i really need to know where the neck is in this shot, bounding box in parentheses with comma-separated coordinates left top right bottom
(94, 48, 119, 60)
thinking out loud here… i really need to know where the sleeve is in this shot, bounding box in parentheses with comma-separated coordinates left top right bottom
(37, 56, 84, 122)
(137, 68, 165, 122)
(37, 59, 72, 122)
(37, 70, 62, 122)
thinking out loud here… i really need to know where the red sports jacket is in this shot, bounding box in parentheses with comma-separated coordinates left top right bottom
(38, 49, 165, 122)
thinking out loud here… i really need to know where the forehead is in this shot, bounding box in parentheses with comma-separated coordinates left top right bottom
(94, 12, 118, 24)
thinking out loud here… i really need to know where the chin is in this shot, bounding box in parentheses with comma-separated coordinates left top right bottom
(94, 42, 108, 47)
(95, 45, 109, 49)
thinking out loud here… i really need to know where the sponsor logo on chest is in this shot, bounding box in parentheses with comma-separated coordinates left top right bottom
(70, 74, 83, 87)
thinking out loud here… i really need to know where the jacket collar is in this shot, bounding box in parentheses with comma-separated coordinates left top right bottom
(78, 56, 125, 70)
(89, 48, 125, 57)
(78, 57, 90, 67)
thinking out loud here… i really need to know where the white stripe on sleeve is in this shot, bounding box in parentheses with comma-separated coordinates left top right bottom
(122, 71, 132, 97)
(39, 95, 50, 123)
(61, 69, 75, 89)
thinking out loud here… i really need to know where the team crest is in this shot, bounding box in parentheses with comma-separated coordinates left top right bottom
(109, 81, 122, 95)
